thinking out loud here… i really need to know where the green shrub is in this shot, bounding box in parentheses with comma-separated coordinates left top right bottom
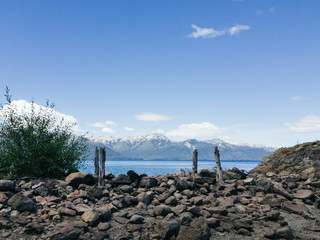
(0, 87, 88, 178)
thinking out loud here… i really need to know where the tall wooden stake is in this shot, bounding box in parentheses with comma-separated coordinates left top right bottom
(94, 147, 99, 176)
(192, 149, 198, 174)
(98, 147, 106, 186)
(215, 146, 224, 185)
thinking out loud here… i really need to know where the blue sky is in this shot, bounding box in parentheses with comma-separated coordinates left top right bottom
(1, 0, 320, 147)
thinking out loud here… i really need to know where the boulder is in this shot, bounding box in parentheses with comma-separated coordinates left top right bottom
(154, 204, 172, 216)
(176, 180, 189, 190)
(65, 172, 94, 187)
(137, 192, 151, 205)
(282, 201, 308, 215)
(293, 189, 314, 200)
(0, 180, 15, 192)
(275, 226, 294, 239)
(24, 222, 44, 234)
(177, 217, 210, 240)
(127, 170, 140, 182)
(48, 225, 83, 240)
(0, 193, 8, 204)
(81, 210, 102, 226)
(112, 174, 132, 186)
(155, 220, 180, 239)
(128, 214, 144, 224)
(140, 177, 157, 188)
(8, 193, 35, 212)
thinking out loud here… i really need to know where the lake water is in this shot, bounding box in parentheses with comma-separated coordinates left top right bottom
(79, 159, 261, 176)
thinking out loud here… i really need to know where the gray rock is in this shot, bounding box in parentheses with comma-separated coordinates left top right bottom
(172, 204, 187, 216)
(0, 180, 15, 192)
(233, 220, 252, 231)
(81, 210, 102, 226)
(155, 220, 180, 239)
(179, 212, 193, 225)
(177, 217, 210, 240)
(96, 207, 112, 221)
(293, 189, 314, 200)
(154, 204, 172, 216)
(282, 201, 308, 215)
(48, 225, 82, 240)
(140, 177, 157, 188)
(7, 193, 35, 212)
(137, 192, 150, 205)
(113, 174, 132, 186)
(24, 222, 44, 234)
(275, 226, 294, 239)
(164, 196, 178, 206)
(59, 207, 77, 216)
(129, 214, 144, 224)
(65, 172, 95, 187)
(266, 210, 280, 220)
(176, 180, 189, 190)
(120, 185, 133, 193)
(206, 218, 220, 228)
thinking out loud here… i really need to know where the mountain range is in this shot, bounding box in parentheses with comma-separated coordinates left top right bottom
(86, 134, 276, 160)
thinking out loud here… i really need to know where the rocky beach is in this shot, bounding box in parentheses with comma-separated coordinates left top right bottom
(0, 141, 320, 240)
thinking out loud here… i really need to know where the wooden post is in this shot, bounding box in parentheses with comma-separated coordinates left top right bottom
(215, 146, 224, 185)
(94, 147, 99, 177)
(98, 147, 106, 186)
(192, 149, 198, 174)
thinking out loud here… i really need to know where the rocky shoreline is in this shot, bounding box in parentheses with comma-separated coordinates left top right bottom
(0, 167, 320, 240)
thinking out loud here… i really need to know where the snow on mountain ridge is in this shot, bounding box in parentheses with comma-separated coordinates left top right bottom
(89, 134, 274, 150)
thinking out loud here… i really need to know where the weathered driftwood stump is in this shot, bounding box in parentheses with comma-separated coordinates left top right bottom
(192, 149, 198, 174)
(94, 147, 99, 176)
(215, 146, 224, 185)
(98, 147, 106, 186)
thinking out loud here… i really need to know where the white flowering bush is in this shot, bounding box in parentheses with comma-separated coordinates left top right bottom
(0, 87, 88, 178)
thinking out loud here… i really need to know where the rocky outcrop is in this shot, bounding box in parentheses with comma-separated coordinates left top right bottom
(0, 166, 319, 240)
(251, 141, 320, 179)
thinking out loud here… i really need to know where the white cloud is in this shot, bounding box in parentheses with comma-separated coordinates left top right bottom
(87, 120, 117, 128)
(166, 122, 223, 138)
(152, 129, 165, 134)
(189, 25, 225, 39)
(105, 121, 117, 127)
(228, 24, 250, 35)
(124, 127, 135, 131)
(285, 116, 320, 133)
(291, 96, 304, 101)
(189, 24, 250, 39)
(135, 113, 173, 122)
(0, 100, 83, 133)
(87, 120, 117, 134)
(102, 127, 115, 133)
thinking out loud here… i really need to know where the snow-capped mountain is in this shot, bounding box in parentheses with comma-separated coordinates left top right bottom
(87, 134, 276, 160)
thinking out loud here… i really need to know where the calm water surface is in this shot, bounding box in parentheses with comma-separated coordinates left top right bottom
(80, 159, 260, 176)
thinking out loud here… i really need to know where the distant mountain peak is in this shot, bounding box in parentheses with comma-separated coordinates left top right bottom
(87, 134, 276, 161)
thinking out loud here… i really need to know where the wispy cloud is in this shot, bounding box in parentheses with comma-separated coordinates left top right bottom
(269, 7, 275, 13)
(166, 122, 223, 138)
(87, 120, 117, 128)
(285, 116, 320, 133)
(189, 24, 250, 39)
(135, 113, 173, 122)
(102, 127, 115, 133)
(291, 96, 304, 101)
(87, 120, 117, 134)
(228, 24, 250, 35)
(255, 9, 264, 16)
(124, 126, 135, 131)
(152, 129, 165, 134)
